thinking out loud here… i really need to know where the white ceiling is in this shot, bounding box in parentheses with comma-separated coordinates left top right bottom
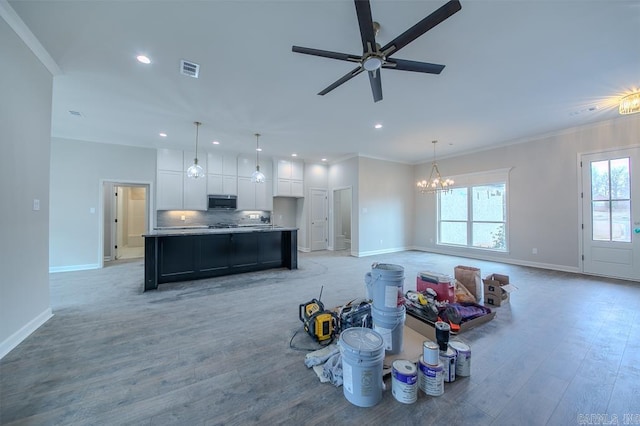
(7, 0, 640, 164)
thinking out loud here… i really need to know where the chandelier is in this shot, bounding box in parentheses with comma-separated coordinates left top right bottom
(251, 133, 266, 183)
(417, 140, 454, 194)
(186, 121, 205, 179)
(619, 92, 640, 115)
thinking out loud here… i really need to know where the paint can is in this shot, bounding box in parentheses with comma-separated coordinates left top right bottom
(439, 347, 457, 383)
(372, 305, 405, 354)
(418, 355, 444, 397)
(422, 339, 439, 366)
(364, 263, 405, 311)
(449, 340, 471, 377)
(435, 321, 450, 351)
(391, 360, 418, 404)
(339, 327, 385, 407)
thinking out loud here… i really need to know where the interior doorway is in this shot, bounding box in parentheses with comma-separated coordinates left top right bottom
(333, 187, 352, 251)
(103, 182, 149, 261)
(310, 188, 328, 251)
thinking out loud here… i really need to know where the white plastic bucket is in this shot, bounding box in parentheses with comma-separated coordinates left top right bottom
(364, 263, 405, 311)
(339, 327, 385, 407)
(372, 305, 405, 354)
(449, 340, 471, 377)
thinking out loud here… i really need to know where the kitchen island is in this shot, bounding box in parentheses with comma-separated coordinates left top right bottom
(143, 226, 297, 291)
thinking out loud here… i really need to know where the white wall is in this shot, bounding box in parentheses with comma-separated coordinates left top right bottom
(49, 138, 156, 270)
(413, 115, 640, 271)
(357, 157, 414, 255)
(272, 197, 297, 227)
(0, 18, 53, 357)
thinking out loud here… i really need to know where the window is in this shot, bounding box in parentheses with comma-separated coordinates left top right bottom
(437, 170, 509, 251)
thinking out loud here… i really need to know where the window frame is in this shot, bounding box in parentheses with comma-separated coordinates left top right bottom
(436, 168, 511, 252)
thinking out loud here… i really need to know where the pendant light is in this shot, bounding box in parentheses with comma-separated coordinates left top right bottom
(186, 121, 205, 179)
(251, 133, 266, 183)
(417, 140, 454, 194)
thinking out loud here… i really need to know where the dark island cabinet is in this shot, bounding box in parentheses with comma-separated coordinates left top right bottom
(144, 229, 297, 291)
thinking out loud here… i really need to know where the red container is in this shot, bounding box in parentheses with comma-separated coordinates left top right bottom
(416, 272, 455, 304)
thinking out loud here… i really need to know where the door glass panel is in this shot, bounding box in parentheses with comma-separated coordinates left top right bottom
(610, 157, 630, 199)
(612, 200, 631, 242)
(591, 160, 609, 201)
(440, 221, 467, 245)
(592, 201, 610, 241)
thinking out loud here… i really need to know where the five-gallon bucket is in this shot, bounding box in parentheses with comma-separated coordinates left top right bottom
(364, 263, 405, 311)
(339, 327, 385, 407)
(372, 305, 406, 354)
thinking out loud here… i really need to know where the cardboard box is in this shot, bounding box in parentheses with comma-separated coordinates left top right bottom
(482, 274, 517, 307)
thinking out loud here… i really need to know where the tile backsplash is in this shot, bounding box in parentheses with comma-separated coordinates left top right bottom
(157, 210, 271, 228)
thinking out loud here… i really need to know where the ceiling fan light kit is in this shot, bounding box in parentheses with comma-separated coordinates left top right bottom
(292, 0, 462, 102)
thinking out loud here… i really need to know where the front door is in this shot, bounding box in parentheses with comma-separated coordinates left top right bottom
(581, 147, 640, 281)
(310, 189, 328, 251)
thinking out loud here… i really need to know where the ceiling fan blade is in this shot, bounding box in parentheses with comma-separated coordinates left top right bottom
(354, 0, 377, 53)
(318, 66, 364, 96)
(383, 58, 445, 74)
(380, 0, 461, 57)
(368, 69, 383, 103)
(292, 46, 361, 63)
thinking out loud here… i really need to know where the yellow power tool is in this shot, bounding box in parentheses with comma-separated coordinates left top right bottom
(299, 288, 337, 343)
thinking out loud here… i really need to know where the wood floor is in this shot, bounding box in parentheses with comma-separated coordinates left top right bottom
(1, 250, 639, 425)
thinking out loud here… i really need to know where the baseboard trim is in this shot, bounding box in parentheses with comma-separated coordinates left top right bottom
(0, 308, 53, 360)
(410, 246, 580, 274)
(298, 247, 311, 253)
(356, 247, 410, 257)
(49, 264, 100, 273)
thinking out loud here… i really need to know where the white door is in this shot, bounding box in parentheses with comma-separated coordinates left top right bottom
(582, 147, 640, 281)
(310, 189, 328, 251)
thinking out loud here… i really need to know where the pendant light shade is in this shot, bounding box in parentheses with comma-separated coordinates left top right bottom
(417, 140, 454, 194)
(186, 121, 205, 179)
(251, 133, 266, 183)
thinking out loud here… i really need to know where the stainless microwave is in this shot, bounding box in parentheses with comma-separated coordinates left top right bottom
(207, 194, 237, 210)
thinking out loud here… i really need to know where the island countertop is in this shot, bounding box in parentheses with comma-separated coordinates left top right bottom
(143, 225, 297, 238)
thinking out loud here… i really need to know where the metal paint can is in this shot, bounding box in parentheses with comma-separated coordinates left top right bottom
(391, 360, 418, 404)
(439, 347, 457, 383)
(422, 339, 439, 366)
(449, 340, 471, 377)
(418, 355, 444, 397)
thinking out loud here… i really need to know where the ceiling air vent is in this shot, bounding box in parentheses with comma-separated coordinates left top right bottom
(180, 60, 200, 78)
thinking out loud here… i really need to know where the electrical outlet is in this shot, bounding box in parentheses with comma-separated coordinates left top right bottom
(181, 215, 186, 221)
(33, 199, 40, 211)
(532, 248, 538, 254)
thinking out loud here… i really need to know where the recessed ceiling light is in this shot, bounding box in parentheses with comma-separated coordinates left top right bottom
(291, 153, 297, 157)
(256, 148, 262, 152)
(212, 141, 220, 145)
(159, 132, 167, 137)
(374, 123, 383, 129)
(321, 158, 327, 162)
(136, 55, 151, 64)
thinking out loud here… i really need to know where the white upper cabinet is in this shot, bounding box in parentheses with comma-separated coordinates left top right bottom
(156, 149, 208, 211)
(274, 158, 304, 197)
(206, 152, 237, 195)
(237, 154, 272, 180)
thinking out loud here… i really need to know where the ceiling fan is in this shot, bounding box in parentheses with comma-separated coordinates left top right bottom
(292, 0, 462, 103)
